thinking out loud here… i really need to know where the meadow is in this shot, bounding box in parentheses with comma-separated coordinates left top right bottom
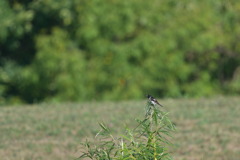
(0, 96, 239, 160)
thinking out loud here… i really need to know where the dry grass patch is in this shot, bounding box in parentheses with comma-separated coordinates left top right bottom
(0, 97, 240, 159)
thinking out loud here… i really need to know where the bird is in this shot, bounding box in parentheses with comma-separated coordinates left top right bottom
(146, 94, 163, 107)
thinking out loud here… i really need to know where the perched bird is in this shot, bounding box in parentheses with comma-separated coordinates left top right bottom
(146, 94, 163, 107)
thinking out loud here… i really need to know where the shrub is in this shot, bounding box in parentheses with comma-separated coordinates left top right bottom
(78, 100, 175, 160)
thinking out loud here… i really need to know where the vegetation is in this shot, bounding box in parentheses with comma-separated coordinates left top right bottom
(0, 0, 240, 104)
(0, 97, 239, 160)
(79, 101, 175, 160)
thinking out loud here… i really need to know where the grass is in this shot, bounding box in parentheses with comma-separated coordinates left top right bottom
(0, 96, 240, 160)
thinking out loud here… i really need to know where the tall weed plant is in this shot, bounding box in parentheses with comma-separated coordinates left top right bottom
(78, 100, 175, 160)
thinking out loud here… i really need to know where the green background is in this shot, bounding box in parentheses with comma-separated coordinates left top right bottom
(0, 0, 240, 104)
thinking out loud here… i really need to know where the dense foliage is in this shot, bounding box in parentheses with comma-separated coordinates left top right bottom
(0, 0, 240, 104)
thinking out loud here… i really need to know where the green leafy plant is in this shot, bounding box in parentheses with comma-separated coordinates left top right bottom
(78, 100, 175, 160)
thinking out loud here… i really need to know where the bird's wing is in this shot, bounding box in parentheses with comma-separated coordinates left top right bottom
(155, 99, 163, 107)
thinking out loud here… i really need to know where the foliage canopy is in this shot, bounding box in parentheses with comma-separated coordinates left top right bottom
(0, 0, 240, 104)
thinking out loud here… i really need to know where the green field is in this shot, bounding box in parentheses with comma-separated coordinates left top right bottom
(0, 97, 240, 160)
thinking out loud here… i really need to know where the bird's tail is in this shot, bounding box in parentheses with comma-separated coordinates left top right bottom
(158, 103, 163, 107)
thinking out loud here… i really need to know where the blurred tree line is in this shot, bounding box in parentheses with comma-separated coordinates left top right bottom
(0, 0, 240, 104)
